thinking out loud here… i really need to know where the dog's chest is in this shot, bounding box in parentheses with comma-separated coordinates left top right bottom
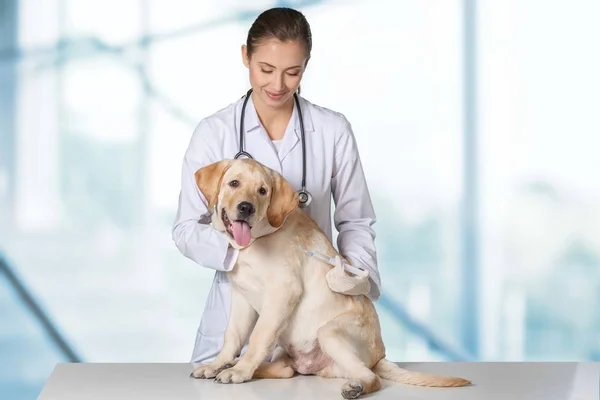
(229, 258, 267, 313)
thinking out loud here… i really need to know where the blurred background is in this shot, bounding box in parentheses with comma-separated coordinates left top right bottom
(1, 0, 600, 398)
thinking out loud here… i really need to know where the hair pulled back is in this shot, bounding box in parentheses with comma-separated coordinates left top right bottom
(246, 7, 312, 60)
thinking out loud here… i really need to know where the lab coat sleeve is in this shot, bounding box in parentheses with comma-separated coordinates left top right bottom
(171, 119, 238, 272)
(331, 115, 381, 301)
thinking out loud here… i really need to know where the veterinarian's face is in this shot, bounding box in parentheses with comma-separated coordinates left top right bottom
(242, 38, 307, 110)
(216, 161, 278, 248)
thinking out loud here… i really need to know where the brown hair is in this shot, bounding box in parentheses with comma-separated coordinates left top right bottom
(246, 7, 312, 61)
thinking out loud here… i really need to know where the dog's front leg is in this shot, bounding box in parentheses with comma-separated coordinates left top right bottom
(215, 281, 302, 384)
(191, 287, 258, 379)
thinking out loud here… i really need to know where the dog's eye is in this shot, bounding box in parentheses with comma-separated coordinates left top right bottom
(229, 180, 239, 187)
(259, 187, 267, 195)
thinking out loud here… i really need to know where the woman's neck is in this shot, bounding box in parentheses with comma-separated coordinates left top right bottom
(252, 91, 295, 140)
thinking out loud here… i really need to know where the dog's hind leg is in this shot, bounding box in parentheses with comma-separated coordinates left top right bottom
(316, 312, 383, 399)
(253, 346, 295, 379)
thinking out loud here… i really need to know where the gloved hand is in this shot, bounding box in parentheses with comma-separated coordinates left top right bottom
(325, 255, 371, 296)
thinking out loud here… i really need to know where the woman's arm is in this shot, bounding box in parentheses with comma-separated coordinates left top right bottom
(172, 119, 238, 271)
(331, 114, 381, 301)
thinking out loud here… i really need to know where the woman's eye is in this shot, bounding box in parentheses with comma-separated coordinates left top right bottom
(229, 180, 239, 187)
(259, 187, 267, 195)
(261, 69, 273, 74)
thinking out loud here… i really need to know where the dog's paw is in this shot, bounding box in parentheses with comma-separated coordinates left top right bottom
(341, 380, 364, 399)
(214, 367, 253, 384)
(190, 362, 236, 379)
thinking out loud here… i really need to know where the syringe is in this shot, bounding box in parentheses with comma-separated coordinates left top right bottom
(298, 246, 369, 277)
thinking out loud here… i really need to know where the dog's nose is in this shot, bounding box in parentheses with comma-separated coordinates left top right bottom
(237, 201, 255, 219)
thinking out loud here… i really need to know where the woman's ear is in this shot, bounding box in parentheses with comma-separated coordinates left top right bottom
(241, 44, 250, 68)
(195, 159, 232, 209)
(267, 169, 299, 228)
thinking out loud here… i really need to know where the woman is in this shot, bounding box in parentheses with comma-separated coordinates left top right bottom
(172, 7, 382, 364)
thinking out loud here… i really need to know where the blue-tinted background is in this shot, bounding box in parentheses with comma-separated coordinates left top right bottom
(1, 0, 600, 399)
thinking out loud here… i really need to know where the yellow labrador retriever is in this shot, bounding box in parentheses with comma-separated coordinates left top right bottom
(190, 158, 470, 398)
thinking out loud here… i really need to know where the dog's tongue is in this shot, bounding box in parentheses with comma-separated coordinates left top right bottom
(232, 221, 251, 247)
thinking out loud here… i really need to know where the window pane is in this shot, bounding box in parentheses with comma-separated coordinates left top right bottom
(479, 0, 600, 360)
(0, 260, 68, 399)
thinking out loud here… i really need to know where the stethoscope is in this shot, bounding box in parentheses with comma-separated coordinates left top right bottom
(234, 88, 312, 208)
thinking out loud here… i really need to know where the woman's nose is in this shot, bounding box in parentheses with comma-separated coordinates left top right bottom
(273, 74, 285, 91)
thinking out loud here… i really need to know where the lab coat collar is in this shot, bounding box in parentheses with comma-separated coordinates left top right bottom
(242, 93, 314, 132)
(242, 92, 314, 162)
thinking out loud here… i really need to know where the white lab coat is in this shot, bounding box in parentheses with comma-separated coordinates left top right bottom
(172, 93, 381, 363)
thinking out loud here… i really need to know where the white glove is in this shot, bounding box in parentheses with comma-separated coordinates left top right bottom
(325, 255, 371, 296)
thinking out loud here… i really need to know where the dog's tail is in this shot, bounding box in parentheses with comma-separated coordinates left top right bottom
(372, 358, 471, 387)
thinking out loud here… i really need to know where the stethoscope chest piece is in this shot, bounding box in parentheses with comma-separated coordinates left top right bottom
(298, 189, 312, 208)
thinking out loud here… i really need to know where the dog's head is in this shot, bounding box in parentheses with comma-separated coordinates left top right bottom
(195, 158, 299, 249)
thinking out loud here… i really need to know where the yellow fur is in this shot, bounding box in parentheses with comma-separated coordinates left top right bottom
(191, 158, 471, 397)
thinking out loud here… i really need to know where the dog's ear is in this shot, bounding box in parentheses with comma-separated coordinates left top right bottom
(195, 159, 232, 209)
(267, 170, 299, 228)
